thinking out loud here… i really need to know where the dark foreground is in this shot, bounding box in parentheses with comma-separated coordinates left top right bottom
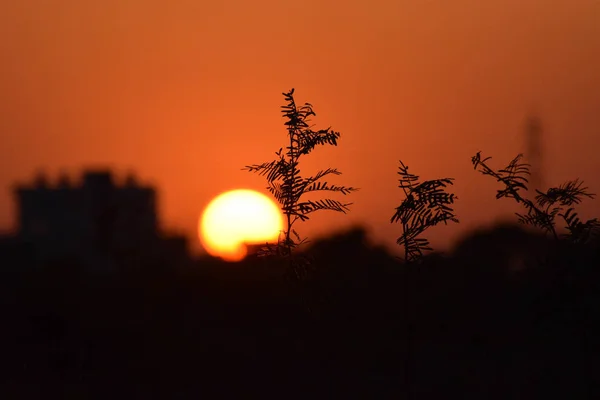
(1, 224, 599, 399)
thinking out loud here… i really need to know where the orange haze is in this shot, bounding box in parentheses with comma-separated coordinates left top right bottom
(1, 0, 599, 255)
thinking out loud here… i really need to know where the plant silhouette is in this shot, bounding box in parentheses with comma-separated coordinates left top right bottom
(472, 151, 600, 244)
(391, 160, 458, 263)
(244, 88, 357, 277)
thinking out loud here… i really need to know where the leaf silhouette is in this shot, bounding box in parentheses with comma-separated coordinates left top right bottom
(473, 151, 597, 243)
(243, 88, 358, 277)
(391, 160, 459, 263)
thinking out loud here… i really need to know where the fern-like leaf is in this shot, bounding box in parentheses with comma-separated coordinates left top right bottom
(392, 160, 458, 263)
(244, 88, 357, 271)
(473, 151, 599, 244)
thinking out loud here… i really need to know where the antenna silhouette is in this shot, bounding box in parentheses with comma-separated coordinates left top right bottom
(525, 114, 544, 193)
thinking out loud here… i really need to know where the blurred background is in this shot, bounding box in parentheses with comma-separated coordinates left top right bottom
(1, 0, 599, 256)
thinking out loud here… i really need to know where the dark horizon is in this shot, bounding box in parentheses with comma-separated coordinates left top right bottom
(1, 215, 599, 398)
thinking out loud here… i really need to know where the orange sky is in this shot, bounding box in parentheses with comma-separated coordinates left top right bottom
(1, 0, 599, 256)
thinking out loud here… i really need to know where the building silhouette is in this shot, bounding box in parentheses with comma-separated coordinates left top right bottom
(1, 170, 189, 270)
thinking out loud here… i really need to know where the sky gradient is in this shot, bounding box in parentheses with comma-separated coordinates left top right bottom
(1, 0, 599, 255)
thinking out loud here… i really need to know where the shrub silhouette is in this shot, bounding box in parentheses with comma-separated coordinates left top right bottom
(472, 151, 600, 244)
(391, 160, 458, 263)
(244, 88, 357, 278)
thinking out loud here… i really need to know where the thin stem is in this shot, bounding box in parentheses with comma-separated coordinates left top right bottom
(286, 126, 294, 257)
(402, 222, 409, 262)
(400, 175, 413, 264)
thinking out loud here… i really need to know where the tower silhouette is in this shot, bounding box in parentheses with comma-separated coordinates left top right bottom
(525, 114, 544, 193)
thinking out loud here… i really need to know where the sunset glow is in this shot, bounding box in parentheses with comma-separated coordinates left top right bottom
(199, 189, 283, 262)
(1, 0, 599, 254)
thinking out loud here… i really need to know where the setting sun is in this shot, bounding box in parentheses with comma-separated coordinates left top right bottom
(199, 189, 283, 262)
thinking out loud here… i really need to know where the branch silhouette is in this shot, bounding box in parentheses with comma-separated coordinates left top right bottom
(472, 151, 600, 244)
(244, 88, 358, 279)
(391, 160, 458, 263)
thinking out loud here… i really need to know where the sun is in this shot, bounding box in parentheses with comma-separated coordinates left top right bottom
(199, 189, 283, 262)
